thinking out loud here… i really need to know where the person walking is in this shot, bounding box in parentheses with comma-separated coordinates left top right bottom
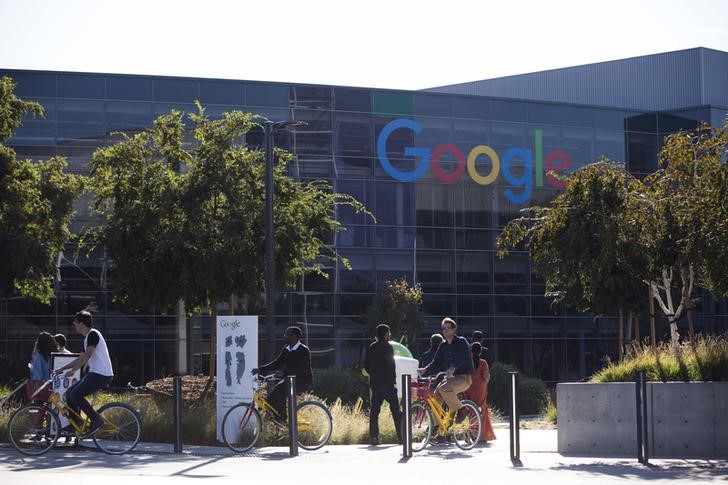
(53, 333, 72, 354)
(27, 331, 57, 400)
(463, 342, 496, 441)
(364, 323, 403, 445)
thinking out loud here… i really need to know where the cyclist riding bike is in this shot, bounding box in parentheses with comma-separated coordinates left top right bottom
(416, 317, 473, 424)
(251, 326, 312, 426)
(52, 310, 113, 436)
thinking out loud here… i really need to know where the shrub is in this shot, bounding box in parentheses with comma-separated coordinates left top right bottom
(591, 335, 728, 382)
(311, 367, 369, 406)
(488, 361, 549, 415)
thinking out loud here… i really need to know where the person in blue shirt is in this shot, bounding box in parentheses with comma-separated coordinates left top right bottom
(27, 331, 58, 401)
(418, 333, 443, 370)
(417, 317, 473, 420)
(30, 331, 57, 382)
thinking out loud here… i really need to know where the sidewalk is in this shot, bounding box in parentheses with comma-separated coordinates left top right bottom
(1, 429, 726, 485)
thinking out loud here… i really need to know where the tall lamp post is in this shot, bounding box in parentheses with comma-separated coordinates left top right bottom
(265, 119, 307, 360)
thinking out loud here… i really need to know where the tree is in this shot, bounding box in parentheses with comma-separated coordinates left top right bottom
(88, 103, 370, 377)
(497, 161, 648, 357)
(364, 277, 425, 348)
(641, 121, 728, 345)
(0, 76, 83, 303)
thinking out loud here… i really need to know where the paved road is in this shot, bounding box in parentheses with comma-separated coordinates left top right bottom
(1, 429, 726, 484)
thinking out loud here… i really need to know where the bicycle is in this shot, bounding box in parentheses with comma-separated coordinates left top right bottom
(221, 374, 333, 453)
(7, 378, 142, 456)
(409, 373, 482, 451)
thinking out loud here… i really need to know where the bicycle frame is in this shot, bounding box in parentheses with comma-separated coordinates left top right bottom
(32, 379, 106, 435)
(237, 376, 315, 432)
(422, 395, 452, 435)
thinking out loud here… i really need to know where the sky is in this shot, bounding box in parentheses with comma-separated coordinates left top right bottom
(1, 0, 728, 91)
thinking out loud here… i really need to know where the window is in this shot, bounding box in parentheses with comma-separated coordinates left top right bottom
(199, 80, 244, 105)
(154, 78, 198, 102)
(58, 74, 104, 99)
(107, 76, 153, 101)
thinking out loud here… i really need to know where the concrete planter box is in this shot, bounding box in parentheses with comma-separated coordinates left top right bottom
(557, 382, 728, 458)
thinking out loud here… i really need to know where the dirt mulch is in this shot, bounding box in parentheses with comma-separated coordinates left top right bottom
(145, 375, 216, 402)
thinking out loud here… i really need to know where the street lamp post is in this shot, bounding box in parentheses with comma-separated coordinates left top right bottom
(265, 119, 307, 361)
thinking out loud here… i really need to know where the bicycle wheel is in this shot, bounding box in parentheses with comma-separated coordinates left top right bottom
(222, 403, 261, 453)
(8, 404, 61, 456)
(451, 399, 481, 450)
(410, 401, 433, 452)
(93, 402, 142, 455)
(296, 400, 332, 450)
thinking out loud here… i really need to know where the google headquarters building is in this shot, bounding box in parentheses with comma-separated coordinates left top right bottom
(1, 47, 727, 386)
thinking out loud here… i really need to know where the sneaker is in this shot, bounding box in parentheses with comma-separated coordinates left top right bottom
(369, 436, 380, 446)
(455, 407, 469, 423)
(86, 419, 105, 436)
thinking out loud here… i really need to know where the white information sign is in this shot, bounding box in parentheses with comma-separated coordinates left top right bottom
(216, 315, 258, 441)
(50, 353, 82, 430)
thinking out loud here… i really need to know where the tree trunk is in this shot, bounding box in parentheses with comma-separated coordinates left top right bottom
(648, 284, 656, 349)
(633, 314, 641, 350)
(618, 308, 624, 361)
(198, 302, 218, 405)
(209, 303, 217, 380)
(625, 311, 633, 345)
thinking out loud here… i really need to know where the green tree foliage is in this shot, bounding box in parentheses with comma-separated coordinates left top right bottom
(88, 103, 370, 313)
(635, 121, 728, 346)
(364, 277, 425, 347)
(652, 122, 728, 298)
(497, 161, 647, 319)
(0, 76, 82, 302)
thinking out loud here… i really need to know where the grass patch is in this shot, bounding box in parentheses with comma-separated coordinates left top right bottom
(591, 335, 728, 382)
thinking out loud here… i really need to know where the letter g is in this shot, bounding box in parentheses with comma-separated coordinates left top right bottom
(377, 118, 430, 182)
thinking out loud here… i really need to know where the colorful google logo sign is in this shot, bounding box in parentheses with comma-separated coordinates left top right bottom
(376, 118, 572, 204)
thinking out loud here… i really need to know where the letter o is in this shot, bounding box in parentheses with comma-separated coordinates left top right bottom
(467, 145, 500, 185)
(431, 144, 465, 184)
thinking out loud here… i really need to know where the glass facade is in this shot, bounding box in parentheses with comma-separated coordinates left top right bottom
(1, 70, 726, 385)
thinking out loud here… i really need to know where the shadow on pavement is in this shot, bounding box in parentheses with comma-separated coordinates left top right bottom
(550, 460, 728, 481)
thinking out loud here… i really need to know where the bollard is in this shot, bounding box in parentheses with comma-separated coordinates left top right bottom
(287, 376, 298, 456)
(508, 371, 520, 463)
(401, 374, 412, 458)
(173, 376, 182, 453)
(635, 370, 649, 464)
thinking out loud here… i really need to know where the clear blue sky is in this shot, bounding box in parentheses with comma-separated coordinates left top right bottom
(1, 0, 728, 90)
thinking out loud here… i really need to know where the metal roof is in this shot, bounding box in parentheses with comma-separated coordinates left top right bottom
(423, 48, 728, 112)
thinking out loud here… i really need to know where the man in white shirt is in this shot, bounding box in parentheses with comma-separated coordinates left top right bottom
(54, 310, 114, 435)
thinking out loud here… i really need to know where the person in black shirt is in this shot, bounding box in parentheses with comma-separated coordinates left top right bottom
(364, 324, 402, 445)
(418, 333, 443, 370)
(252, 326, 312, 424)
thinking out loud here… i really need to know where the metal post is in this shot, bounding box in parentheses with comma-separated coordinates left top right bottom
(173, 376, 182, 453)
(636, 370, 649, 464)
(509, 371, 520, 463)
(287, 376, 298, 456)
(401, 374, 412, 458)
(265, 121, 276, 361)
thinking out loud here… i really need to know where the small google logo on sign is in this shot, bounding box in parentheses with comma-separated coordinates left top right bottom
(376, 119, 572, 204)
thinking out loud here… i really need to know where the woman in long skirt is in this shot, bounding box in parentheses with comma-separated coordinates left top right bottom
(463, 342, 496, 441)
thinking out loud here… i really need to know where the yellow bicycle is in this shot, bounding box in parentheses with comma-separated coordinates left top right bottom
(410, 374, 482, 451)
(7, 379, 142, 456)
(221, 374, 332, 453)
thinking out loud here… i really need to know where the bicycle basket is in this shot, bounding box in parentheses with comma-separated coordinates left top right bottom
(411, 379, 436, 400)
